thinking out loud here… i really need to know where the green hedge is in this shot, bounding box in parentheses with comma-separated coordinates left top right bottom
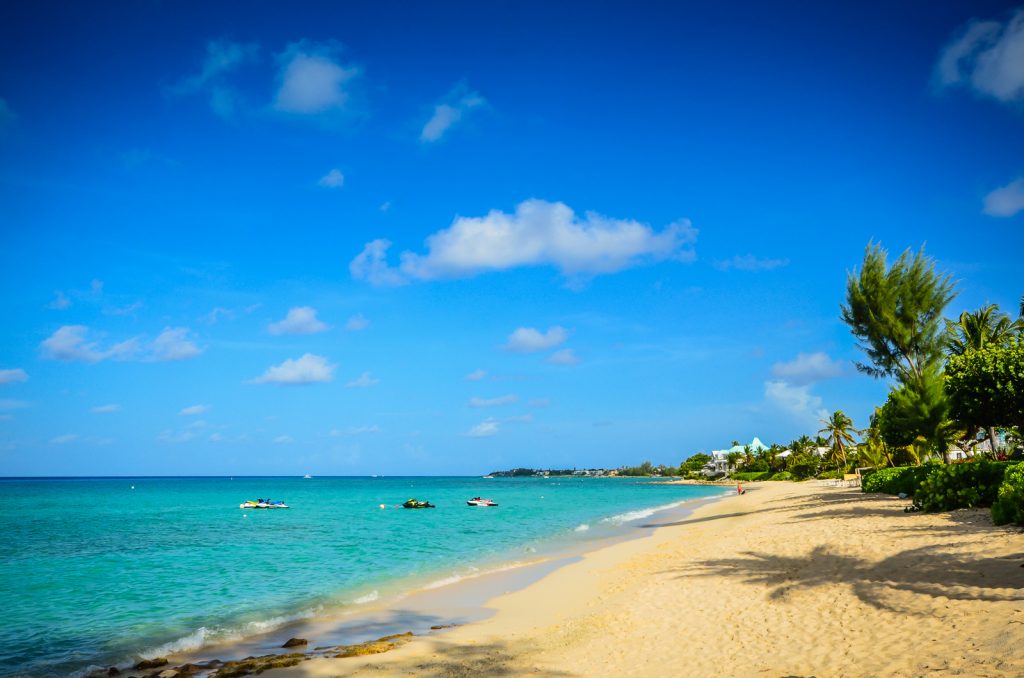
(914, 461, 1009, 512)
(769, 471, 794, 481)
(991, 463, 1024, 526)
(861, 465, 934, 495)
(731, 471, 771, 481)
(816, 469, 844, 480)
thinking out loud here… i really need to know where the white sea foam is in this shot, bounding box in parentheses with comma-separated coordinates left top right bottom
(352, 590, 379, 604)
(600, 498, 696, 526)
(574, 523, 590, 532)
(136, 607, 323, 659)
(423, 561, 529, 590)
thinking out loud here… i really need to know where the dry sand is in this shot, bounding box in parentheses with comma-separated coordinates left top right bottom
(263, 481, 1024, 678)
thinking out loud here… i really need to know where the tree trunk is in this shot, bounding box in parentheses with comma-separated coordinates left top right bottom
(987, 426, 999, 458)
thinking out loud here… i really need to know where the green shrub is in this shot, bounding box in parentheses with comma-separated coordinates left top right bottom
(787, 460, 818, 480)
(816, 469, 844, 480)
(861, 465, 934, 495)
(991, 462, 1024, 526)
(913, 461, 1009, 512)
(731, 471, 771, 481)
(769, 471, 794, 481)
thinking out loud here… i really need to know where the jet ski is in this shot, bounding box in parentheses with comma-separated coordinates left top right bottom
(239, 500, 290, 509)
(466, 497, 498, 507)
(402, 498, 435, 509)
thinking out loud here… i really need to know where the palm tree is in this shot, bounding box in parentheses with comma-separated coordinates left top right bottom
(946, 304, 1021, 455)
(946, 304, 1018, 355)
(819, 410, 858, 471)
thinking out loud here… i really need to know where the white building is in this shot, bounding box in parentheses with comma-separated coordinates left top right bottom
(702, 437, 770, 476)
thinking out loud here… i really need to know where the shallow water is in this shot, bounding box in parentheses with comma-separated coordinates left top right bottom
(0, 476, 723, 676)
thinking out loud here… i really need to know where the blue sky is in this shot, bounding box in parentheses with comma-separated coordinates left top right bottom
(1, 1, 1022, 475)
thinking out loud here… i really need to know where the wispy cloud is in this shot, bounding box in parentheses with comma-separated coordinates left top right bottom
(273, 40, 361, 116)
(179, 404, 209, 416)
(420, 84, 486, 143)
(0, 368, 28, 385)
(713, 254, 790, 272)
(547, 348, 581, 365)
(346, 371, 380, 388)
(47, 291, 71, 310)
(273, 435, 294, 444)
(40, 325, 202, 363)
(350, 199, 697, 286)
(344, 313, 370, 331)
(0, 399, 29, 411)
(330, 425, 380, 436)
(465, 418, 499, 438)
(168, 39, 260, 118)
(936, 8, 1024, 103)
(468, 394, 518, 408)
(91, 404, 121, 414)
(50, 433, 79, 445)
(982, 177, 1024, 217)
(504, 326, 568, 353)
(250, 353, 336, 385)
(464, 368, 487, 381)
(770, 352, 844, 385)
(764, 380, 827, 425)
(317, 168, 345, 188)
(269, 306, 329, 335)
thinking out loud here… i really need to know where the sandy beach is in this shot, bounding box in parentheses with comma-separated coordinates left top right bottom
(257, 481, 1024, 678)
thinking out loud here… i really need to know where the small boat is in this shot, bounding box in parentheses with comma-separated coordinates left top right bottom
(467, 497, 498, 507)
(482, 475, 494, 479)
(303, 474, 312, 479)
(239, 500, 290, 509)
(402, 498, 435, 509)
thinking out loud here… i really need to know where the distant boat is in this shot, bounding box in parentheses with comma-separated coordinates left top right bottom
(303, 474, 312, 479)
(482, 475, 494, 479)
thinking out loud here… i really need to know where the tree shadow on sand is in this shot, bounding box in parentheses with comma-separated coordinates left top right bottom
(355, 638, 576, 677)
(673, 543, 1024, 613)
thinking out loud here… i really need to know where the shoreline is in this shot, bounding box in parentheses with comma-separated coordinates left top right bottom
(255, 481, 1024, 677)
(92, 487, 728, 677)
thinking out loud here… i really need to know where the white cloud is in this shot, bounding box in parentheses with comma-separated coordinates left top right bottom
(158, 429, 195, 444)
(41, 326, 202, 363)
(350, 200, 696, 286)
(269, 306, 329, 335)
(209, 432, 224, 442)
(528, 398, 551, 408)
(250, 353, 336, 385)
(179, 404, 209, 416)
(202, 307, 235, 324)
(0, 368, 28, 384)
(714, 254, 790, 272)
(469, 394, 518, 408)
(547, 348, 581, 365)
(464, 368, 487, 381)
(150, 327, 202, 361)
(41, 326, 108, 362)
(420, 85, 486, 143)
(466, 418, 499, 438)
(169, 40, 259, 117)
(91, 404, 121, 414)
(273, 435, 294, 444)
(274, 41, 360, 115)
(504, 326, 568, 353)
(0, 399, 29, 411)
(346, 371, 380, 388)
(982, 177, 1024, 217)
(349, 238, 409, 286)
(47, 291, 70, 310)
(771, 352, 844, 385)
(344, 313, 370, 331)
(51, 433, 79, 445)
(764, 380, 828, 423)
(318, 168, 345, 188)
(936, 9, 1024, 103)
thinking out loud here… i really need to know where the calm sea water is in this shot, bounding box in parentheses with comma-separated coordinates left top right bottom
(1, 476, 723, 676)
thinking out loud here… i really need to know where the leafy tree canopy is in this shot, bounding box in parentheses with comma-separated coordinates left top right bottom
(946, 340, 1024, 431)
(841, 243, 956, 382)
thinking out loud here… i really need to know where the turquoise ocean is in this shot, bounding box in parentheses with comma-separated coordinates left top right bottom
(2, 476, 725, 676)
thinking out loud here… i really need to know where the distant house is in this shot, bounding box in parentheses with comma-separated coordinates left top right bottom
(702, 437, 770, 476)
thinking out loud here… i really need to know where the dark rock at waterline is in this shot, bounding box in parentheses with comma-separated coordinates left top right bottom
(282, 637, 308, 648)
(134, 657, 169, 670)
(107, 668, 120, 677)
